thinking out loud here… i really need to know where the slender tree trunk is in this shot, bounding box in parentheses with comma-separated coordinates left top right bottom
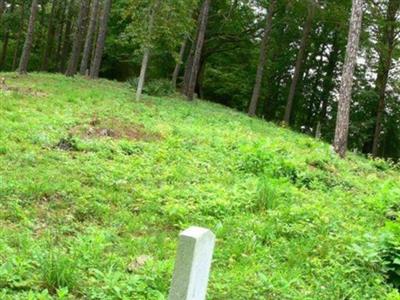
(0, 34, 10, 69)
(172, 38, 187, 89)
(182, 10, 203, 95)
(90, 0, 112, 79)
(18, 0, 39, 74)
(371, 0, 400, 157)
(315, 32, 340, 139)
(186, 0, 210, 101)
(303, 42, 326, 131)
(65, 0, 89, 76)
(182, 45, 194, 94)
(0, 0, 16, 69)
(12, 1, 26, 70)
(333, 0, 364, 157)
(248, 0, 276, 116)
(54, 0, 67, 64)
(135, 0, 159, 99)
(283, 1, 316, 125)
(59, 0, 75, 72)
(136, 48, 150, 100)
(90, 5, 101, 70)
(196, 57, 206, 98)
(0, 0, 5, 18)
(41, 0, 59, 71)
(80, 0, 100, 75)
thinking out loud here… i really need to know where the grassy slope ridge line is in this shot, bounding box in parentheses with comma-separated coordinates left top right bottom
(0, 73, 399, 299)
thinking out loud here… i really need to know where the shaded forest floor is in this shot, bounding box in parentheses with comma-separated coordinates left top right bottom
(0, 73, 400, 299)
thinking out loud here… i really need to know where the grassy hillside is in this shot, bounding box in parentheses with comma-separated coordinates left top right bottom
(0, 73, 399, 299)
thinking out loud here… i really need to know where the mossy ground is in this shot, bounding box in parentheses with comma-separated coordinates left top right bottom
(0, 73, 399, 299)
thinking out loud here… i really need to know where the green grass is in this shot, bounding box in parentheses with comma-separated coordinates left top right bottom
(0, 72, 400, 299)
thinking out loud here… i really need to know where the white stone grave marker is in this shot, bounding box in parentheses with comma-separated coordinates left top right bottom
(168, 226, 216, 300)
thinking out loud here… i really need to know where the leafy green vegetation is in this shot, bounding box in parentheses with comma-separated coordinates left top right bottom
(0, 73, 400, 299)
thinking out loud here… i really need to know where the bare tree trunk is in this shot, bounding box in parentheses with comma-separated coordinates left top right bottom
(0, 0, 16, 70)
(136, 48, 150, 100)
(12, 1, 26, 70)
(135, 0, 159, 99)
(54, 0, 67, 64)
(89, 5, 101, 71)
(90, 0, 112, 79)
(172, 38, 187, 89)
(196, 57, 206, 98)
(333, 0, 364, 157)
(59, 0, 75, 73)
(283, 1, 316, 125)
(18, 0, 39, 74)
(248, 0, 276, 117)
(186, 0, 210, 101)
(80, 0, 100, 75)
(371, 0, 400, 157)
(41, 0, 59, 71)
(182, 46, 194, 94)
(0, 34, 10, 69)
(0, 0, 5, 18)
(315, 31, 340, 138)
(65, 0, 89, 76)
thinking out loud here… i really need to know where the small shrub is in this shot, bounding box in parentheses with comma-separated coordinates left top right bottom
(55, 136, 79, 151)
(40, 250, 78, 294)
(238, 144, 273, 175)
(254, 176, 278, 211)
(144, 79, 175, 97)
(128, 77, 175, 97)
(380, 221, 400, 289)
(0, 146, 7, 155)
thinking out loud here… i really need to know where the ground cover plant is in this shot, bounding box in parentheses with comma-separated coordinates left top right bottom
(0, 73, 400, 299)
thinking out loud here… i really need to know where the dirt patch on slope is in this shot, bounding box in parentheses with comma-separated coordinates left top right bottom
(70, 116, 161, 142)
(0, 77, 48, 97)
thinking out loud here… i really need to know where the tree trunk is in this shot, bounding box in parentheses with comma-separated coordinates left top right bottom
(248, 0, 276, 116)
(0, 33, 10, 69)
(333, 0, 363, 157)
(59, 0, 75, 73)
(65, 0, 89, 76)
(0, 0, 16, 70)
(172, 38, 187, 89)
(90, 5, 101, 71)
(80, 0, 100, 75)
(54, 0, 67, 65)
(136, 48, 150, 100)
(185, 0, 210, 101)
(371, 0, 400, 157)
(315, 31, 340, 139)
(134, 0, 159, 99)
(12, 1, 26, 70)
(18, 0, 39, 74)
(41, 0, 59, 71)
(89, 0, 112, 79)
(182, 45, 194, 94)
(0, 0, 5, 18)
(196, 57, 206, 99)
(283, 1, 316, 125)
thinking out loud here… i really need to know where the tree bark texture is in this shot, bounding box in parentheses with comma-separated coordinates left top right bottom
(283, 1, 316, 124)
(80, 0, 100, 75)
(186, 0, 210, 101)
(90, 0, 112, 79)
(333, 0, 364, 157)
(248, 0, 276, 116)
(65, 0, 89, 76)
(18, 0, 39, 74)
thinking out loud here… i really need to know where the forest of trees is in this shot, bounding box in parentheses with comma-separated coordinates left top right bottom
(0, 0, 399, 159)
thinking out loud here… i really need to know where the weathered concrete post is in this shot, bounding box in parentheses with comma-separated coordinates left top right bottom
(168, 226, 216, 300)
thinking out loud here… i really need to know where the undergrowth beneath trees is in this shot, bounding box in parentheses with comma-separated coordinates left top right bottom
(0, 73, 399, 299)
